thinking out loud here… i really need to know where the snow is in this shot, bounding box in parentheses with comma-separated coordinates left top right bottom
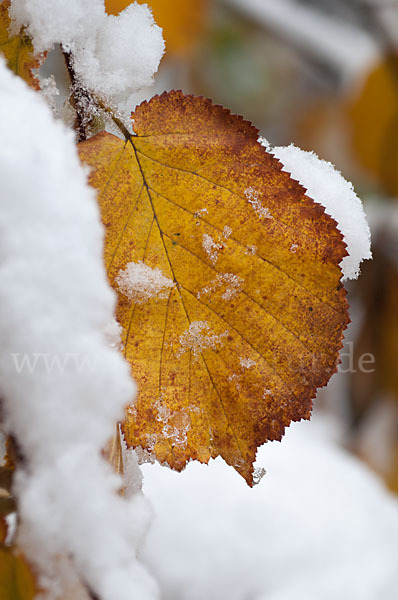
(245, 186, 273, 220)
(153, 398, 191, 451)
(245, 244, 257, 255)
(38, 74, 59, 113)
(116, 261, 175, 303)
(73, 3, 165, 102)
(267, 142, 372, 280)
(197, 273, 243, 301)
(202, 233, 223, 264)
(178, 321, 229, 359)
(10, 0, 164, 105)
(0, 59, 158, 599)
(140, 415, 398, 600)
(216, 273, 243, 300)
(194, 207, 208, 223)
(10, 0, 104, 51)
(240, 357, 256, 369)
(103, 318, 124, 350)
(223, 225, 232, 239)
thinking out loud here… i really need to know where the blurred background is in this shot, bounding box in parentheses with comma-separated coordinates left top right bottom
(116, 0, 397, 493)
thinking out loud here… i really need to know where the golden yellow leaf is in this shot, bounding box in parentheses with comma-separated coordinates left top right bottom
(105, 0, 208, 56)
(79, 91, 349, 485)
(0, 0, 45, 90)
(0, 547, 37, 600)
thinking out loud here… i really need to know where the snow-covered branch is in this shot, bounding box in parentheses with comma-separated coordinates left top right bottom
(0, 58, 158, 600)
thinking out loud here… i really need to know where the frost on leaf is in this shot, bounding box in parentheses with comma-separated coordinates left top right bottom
(79, 91, 349, 485)
(245, 186, 273, 220)
(155, 397, 191, 450)
(116, 261, 175, 303)
(178, 321, 228, 359)
(194, 207, 208, 218)
(240, 357, 256, 369)
(245, 245, 257, 256)
(223, 225, 232, 239)
(202, 233, 223, 264)
(197, 273, 243, 301)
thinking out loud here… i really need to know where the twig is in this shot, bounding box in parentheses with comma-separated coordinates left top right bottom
(94, 96, 132, 140)
(62, 49, 91, 142)
(62, 48, 132, 142)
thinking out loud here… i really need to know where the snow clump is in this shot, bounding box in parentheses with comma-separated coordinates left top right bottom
(116, 261, 175, 303)
(10, 0, 165, 104)
(264, 140, 372, 280)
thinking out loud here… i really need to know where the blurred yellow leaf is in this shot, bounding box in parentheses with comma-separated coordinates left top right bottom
(0, 547, 37, 600)
(105, 0, 207, 56)
(347, 54, 398, 196)
(79, 91, 348, 485)
(0, 0, 45, 90)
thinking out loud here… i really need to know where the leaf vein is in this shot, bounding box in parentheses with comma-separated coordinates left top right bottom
(148, 185, 339, 314)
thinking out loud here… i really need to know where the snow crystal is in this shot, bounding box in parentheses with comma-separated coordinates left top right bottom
(178, 321, 228, 359)
(202, 233, 223, 264)
(162, 412, 191, 450)
(245, 245, 257, 256)
(245, 186, 273, 220)
(10, 0, 164, 105)
(194, 207, 208, 218)
(239, 357, 256, 369)
(227, 373, 241, 391)
(258, 135, 271, 150)
(116, 261, 175, 304)
(198, 273, 243, 301)
(270, 143, 372, 280)
(0, 60, 158, 600)
(155, 400, 171, 424)
(252, 466, 266, 485)
(223, 225, 232, 239)
(219, 273, 243, 300)
(145, 434, 158, 453)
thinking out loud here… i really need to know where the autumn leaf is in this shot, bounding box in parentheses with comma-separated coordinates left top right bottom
(105, 0, 208, 56)
(79, 91, 349, 485)
(346, 53, 398, 197)
(0, 547, 37, 600)
(0, 0, 45, 90)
